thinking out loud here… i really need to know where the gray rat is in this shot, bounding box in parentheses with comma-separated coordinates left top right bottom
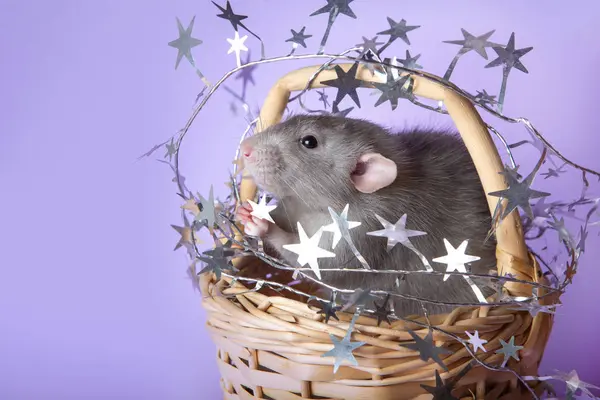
(236, 114, 496, 317)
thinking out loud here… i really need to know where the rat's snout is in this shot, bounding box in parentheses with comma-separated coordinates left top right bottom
(241, 140, 253, 159)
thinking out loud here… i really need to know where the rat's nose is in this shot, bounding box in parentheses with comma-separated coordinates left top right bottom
(241, 141, 253, 158)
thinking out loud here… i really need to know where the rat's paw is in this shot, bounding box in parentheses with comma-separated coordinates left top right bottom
(245, 216, 270, 237)
(235, 202, 254, 223)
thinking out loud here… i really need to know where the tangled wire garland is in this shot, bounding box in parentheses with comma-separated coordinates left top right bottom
(142, 3, 600, 399)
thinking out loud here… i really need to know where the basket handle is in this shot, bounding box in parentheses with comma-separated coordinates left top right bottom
(235, 63, 530, 293)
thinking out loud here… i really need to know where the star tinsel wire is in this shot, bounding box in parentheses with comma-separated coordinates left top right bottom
(212, 0, 265, 60)
(194, 185, 217, 228)
(160, 20, 600, 395)
(320, 310, 365, 373)
(372, 72, 414, 110)
(310, 0, 357, 54)
(314, 291, 342, 323)
(485, 32, 533, 113)
(320, 62, 364, 107)
(366, 213, 433, 272)
(402, 329, 453, 371)
(441, 28, 502, 81)
(355, 36, 384, 58)
(376, 17, 420, 55)
(420, 362, 474, 400)
(489, 165, 551, 221)
(322, 204, 370, 269)
(167, 16, 210, 86)
(371, 293, 393, 326)
(286, 26, 312, 52)
(399, 49, 423, 70)
(495, 336, 524, 368)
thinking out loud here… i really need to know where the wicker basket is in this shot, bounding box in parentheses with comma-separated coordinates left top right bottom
(199, 64, 557, 399)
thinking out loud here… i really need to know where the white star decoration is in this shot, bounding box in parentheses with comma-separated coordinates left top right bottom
(322, 204, 361, 249)
(247, 194, 276, 223)
(433, 239, 480, 281)
(366, 214, 427, 251)
(560, 370, 600, 397)
(226, 30, 248, 67)
(283, 222, 336, 280)
(465, 330, 487, 353)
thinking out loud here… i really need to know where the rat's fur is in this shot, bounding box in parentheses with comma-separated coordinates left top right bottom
(242, 114, 497, 316)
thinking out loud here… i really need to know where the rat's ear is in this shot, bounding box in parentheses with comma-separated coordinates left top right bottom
(351, 153, 398, 193)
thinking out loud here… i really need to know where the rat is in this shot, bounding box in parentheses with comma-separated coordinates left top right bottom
(236, 114, 497, 317)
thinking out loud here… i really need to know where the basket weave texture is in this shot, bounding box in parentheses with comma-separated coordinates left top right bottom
(200, 64, 557, 399)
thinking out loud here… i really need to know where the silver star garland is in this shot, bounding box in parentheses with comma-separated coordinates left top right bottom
(310, 0, 357, 54)
(321, 62, 364, 107)
(367, 214, 432, 271)
(442, 28, 502, 80)
(489, 166, 551, 220)
(485, 32, 533, 113)
(402, 329, 453, 371)
(320, 311, 365, 373)
(376, 17, 420, 55)
(322, 204, 369, 269)
(168, 16, 210, 86)
(286, 26, 312, 54)
(495, 336, 524, 367)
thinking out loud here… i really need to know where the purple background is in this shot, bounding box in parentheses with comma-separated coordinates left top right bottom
(1, 0, 599, 398)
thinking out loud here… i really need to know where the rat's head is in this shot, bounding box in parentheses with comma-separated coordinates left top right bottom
(240, 114, 399, 208)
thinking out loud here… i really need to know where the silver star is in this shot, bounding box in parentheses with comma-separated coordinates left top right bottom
(398, 49, 423, 70)
(402, 329, 453, 371)
(282, 222, 336, 280)
(511, 299, 558, 318)
(488, 167, 551, 220)
(212, 1, 248, 31)
(541, 164, 567, 179)
(372, 73, 414, 110)
(355, 36, 384, 57)
(247, 194, 277, 223)
(164, 138, 177, 160)
(432, 239, 480, 281)
(322, 204, 361, 249)
(556, 370, 600, 398)
(310, 0, 357, 19)
(286, 26, 312, 48)
(548, 217, 575, 249)
(485, 32, 533, 73)
(474, 89, 497, 106)
(377, 17, 420, 46)
(530, 197, 552, 228)
(321, 63, 364, 107)
(495, 336, 523, 367)
(465, 330, 487, 353)
(197, 242, 235, 281)
(195, 185, 217, 228)
(443, 29, 501, 59)
(321, 313, 365, 373)
(367, 213, 427, 251)
(168, 16, 203, 69)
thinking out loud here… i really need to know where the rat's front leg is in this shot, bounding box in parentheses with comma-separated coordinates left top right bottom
(235, 202, 300, 265)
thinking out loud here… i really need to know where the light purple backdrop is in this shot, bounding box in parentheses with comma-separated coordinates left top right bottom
(1, 1, 599, 398)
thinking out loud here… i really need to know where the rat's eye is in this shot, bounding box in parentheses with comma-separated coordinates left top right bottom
(300, 135, 318, 149)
